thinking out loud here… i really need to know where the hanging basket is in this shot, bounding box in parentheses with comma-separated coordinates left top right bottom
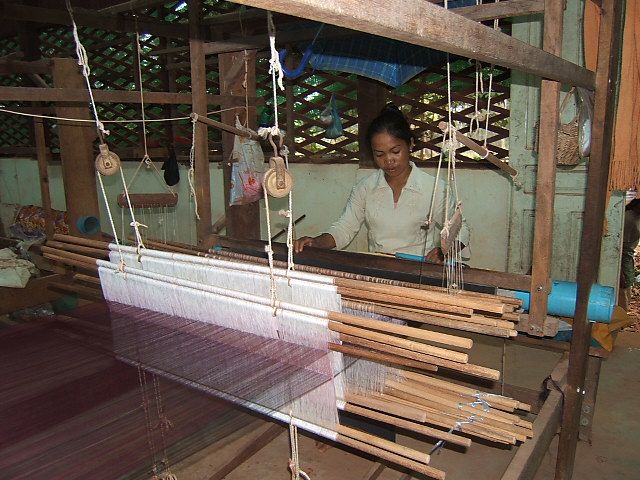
(556, 120, 580, 165)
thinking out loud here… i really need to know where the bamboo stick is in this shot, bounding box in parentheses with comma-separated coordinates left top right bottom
(45, 240, 109, 259)
(328, 311, 473, 349)
(43, 253, 99, 273)
(73, 273, 102, 286)
(336, 278, 507, 314)
(339, 286, 474, 316)
(342, 300, 516, 338)
(340, 403, 472, 448)
(52, 233, 111, 250)
(345, 392, 427, 423)
(336, 424, 431, 464)
(402, 371, 530, 413)
(329, 322, 469, 364)
(49, 281, 104, 300)
(338, 333, 500, 381)
(383, 390, 516, 445)
(334, 434, 445, 480)
(329, 343, 438, 373)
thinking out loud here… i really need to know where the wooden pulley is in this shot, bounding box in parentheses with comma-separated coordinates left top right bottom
(95, 143, 121, 176)
(263, 156, 293, 198)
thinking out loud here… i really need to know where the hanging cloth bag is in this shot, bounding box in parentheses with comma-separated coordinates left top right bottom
(229, 118, 266, 206)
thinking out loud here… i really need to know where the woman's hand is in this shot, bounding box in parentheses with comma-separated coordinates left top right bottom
(294, 236, 315, 253)
(293, 233, 337, 253)
(424, 247, 445, 264)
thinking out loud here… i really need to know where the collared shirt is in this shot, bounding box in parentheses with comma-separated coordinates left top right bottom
(325, 162, 470, 257)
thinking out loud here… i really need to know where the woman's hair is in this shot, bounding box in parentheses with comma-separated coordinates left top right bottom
(365, 103, 415, 151)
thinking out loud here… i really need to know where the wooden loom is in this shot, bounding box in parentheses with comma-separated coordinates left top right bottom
(44, 234, 534, 479)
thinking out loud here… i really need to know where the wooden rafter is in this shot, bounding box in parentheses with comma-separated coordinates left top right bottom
(228, 0, 594, 89)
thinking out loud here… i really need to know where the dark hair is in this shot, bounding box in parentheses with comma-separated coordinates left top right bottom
(365, 103, 415, 151)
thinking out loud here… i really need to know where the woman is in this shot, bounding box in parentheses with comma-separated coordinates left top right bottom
(294, 104, 470, 262)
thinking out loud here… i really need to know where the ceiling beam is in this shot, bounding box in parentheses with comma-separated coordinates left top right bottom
(227, 0, 594, 89)
(97, 0, 170, 15)
(0, 2, 190, 39)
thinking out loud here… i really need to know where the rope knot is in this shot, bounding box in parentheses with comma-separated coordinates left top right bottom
(279, 209, 291, 218)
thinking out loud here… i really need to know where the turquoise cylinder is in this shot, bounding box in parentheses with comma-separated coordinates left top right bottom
(512, 280, 615, 323)
(76, 215, 101, 235)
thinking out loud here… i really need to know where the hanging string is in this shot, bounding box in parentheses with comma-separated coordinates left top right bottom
(266, 10, 285, 137)
(288, 413, 311, 480)
(188, 116, 200, 220)
(263, 180, 279, 313)
(65, 0, 108, 143)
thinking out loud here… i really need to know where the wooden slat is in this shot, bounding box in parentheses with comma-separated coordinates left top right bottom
(230, 0, 595, 89)
(52, 58, 100, 239)
(0, 86, 247, 106)
(555, 0, 625, 477)
(527, 0, 564, 335)
(190, 1, 213, 246)
(34, 118, 54, 239)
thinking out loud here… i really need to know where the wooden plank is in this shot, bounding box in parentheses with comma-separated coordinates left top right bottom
(219, 50, 261, 240)
(33, 118, 54, 239)
(455, 0, 544, 22)
(501, 355, 567, 480)
(555, 1, 624, 477)
(0, 2, 190, 40)
(527, 0, 564, 336)
(189, 1, 213, 246)
(52, 58, 101, 239)
(0, 86, 248, 106)
(0, 58, 51, 75)
(98, 0, 169, 14)
(357, 76, 387, 167)
(578, 355, 601, 442)
(0, 274, 66, 315)
(229, 0, 595, 89)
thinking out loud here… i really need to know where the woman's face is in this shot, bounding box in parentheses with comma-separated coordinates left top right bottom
(371, 131, 412, 180)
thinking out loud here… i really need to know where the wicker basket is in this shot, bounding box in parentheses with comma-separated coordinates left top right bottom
(556, 119, 580, 165)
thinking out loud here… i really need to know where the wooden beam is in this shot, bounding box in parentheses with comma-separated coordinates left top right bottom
(227, 0, 595, 89)
(0, 274, 66, 315)
(0, 3, 189, 40)
(0, 86, 248, 105)
(219, 50, 261, 240)
(34, 118, 54, 239)
(501, 356, 568, 480)
(52, 58, 101, 239)
(527, 0, 564, 335)
(97, 0, 169, 15)
(357, 76, 387, 167)
(190, 0, 213, 246)
(454, 0, 544, 22)
(555, 1, 624, 478)
(0, 58, 51, 75)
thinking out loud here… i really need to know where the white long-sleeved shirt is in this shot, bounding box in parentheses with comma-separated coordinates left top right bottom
(325, 163, 470, 257)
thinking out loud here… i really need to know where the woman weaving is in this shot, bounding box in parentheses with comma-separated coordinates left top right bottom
(294, 104, 470, 263)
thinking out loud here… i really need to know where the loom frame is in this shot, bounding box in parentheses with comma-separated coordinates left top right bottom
(0, 0, 623, 478)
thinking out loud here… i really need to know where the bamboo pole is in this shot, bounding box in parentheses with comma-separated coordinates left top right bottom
(52, 234, 111, 250)
(341, 402, 471, 449)
(328, 311, 473, 349)
(330, 343, 438, 373)
(342, 300, 516, 338)
(46, 240, 109, 258)
(345, 392, 427, 423)
(43, 252, 99, 273)
(338, 333, 500, 380)
(73, 273, 102, 286)
(336, 277, 507, 314)
(336, 424, 431, 464)
(329, 322, 469, 364)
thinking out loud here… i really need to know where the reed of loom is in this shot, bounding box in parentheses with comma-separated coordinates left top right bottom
(47, 235, 534, 475)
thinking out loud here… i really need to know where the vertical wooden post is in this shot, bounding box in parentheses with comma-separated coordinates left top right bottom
(189, 0, 213, 245)
(34, 118, 54, 239)
(527, 0, 564, 335)
(357, 76, 387, 166)
(51, 58, 100, 239)
(219, 50, 260, 239)
(554, 1, 624, 478)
